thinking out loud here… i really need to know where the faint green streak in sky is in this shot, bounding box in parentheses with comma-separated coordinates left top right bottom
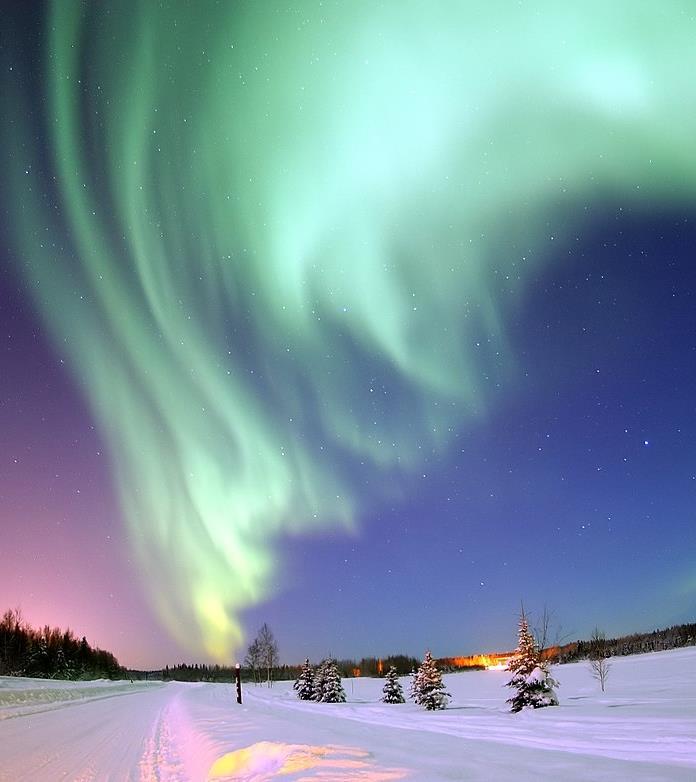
(2, 1, 695, 659)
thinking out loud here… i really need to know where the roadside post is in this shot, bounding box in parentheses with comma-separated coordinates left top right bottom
(235, 662, 242, 704)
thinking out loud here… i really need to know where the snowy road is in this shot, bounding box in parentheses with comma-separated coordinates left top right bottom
(0, 681, 195, 780)
(1, 648, 695, 781)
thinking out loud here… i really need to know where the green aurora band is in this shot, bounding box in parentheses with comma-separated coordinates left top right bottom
(2, 1, 695, 659)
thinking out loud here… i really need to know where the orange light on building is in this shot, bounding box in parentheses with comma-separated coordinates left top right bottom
(445, 653, 513, 670)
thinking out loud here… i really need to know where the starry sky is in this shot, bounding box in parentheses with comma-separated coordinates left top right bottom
(1, 1, 695, 669)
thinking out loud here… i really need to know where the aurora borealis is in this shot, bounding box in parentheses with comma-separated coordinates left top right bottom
(1, 1, 696, 667)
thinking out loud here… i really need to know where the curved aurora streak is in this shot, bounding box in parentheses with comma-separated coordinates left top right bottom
(2, 1, 695, 659)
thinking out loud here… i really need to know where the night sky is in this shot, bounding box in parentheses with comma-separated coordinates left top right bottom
(1, 1, 695, 669)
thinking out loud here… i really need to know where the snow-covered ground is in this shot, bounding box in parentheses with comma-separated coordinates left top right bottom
(1, 647, 694, 781)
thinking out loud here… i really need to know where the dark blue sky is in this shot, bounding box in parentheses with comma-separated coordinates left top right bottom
(243, 207, 696, 661)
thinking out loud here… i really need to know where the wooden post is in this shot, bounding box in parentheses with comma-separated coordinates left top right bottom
(235, 662, 242, 704)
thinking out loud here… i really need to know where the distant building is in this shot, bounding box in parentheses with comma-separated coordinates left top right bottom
(439, 653, 514, 671)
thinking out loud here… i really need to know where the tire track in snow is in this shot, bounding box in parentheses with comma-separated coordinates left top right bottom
(139, 702, 187, 782)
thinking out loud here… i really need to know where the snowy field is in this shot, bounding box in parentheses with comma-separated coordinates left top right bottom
(0, 647, 694, 781)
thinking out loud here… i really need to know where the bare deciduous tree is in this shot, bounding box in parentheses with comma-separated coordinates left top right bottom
(244, 638, 262, 684)
(532, 605, 569, 655)
(532, 604, 553, 652)
(589, 627, 611, 692)
(255, 623, 279, 687)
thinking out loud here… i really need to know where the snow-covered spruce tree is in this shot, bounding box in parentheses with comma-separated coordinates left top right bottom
(381, 666, 405, 704)
(506, 610, 559, 712)
(319, 659, 346, 703)
(408, 667, 420, 702)
(312, 660, 327, 701)
(293, 658, 314, 700)
(413, 651, 450, 710)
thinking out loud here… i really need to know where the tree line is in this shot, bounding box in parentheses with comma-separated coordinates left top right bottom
(130, 617, 696, 685)
(545, 620, 696, 664)
(337, 654, 422, 678)
(4, 606, 691, 686)
(0, 608, 123, 679)
(130, 654, 422, 685)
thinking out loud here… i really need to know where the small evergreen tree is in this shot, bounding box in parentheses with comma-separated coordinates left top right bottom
(412, 651, 450, 710)
(381, 665, 405, 704)
(55, 647, 75, 679)
(312, 659, 327, 701)
(408, 666, 420, 702)
(293, 658, 315, 700)
(320, 658, 346, 703)
(30, 634, 50, 677)
(506, 609, 559, 712)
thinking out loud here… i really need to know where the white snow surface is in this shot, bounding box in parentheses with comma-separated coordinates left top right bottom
(0, 646, 694, 781)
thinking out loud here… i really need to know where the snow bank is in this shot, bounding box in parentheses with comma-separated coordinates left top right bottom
(0, 676, 163, 718)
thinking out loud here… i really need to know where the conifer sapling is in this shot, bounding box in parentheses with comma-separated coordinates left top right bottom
(312, 660, 327, 702)
(319, 658, 346, 703)
(412, 651, 450, 710)
(506, 610, 559, 712)
(293, 658, 314, 700)
(381, 665, 405, 704)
